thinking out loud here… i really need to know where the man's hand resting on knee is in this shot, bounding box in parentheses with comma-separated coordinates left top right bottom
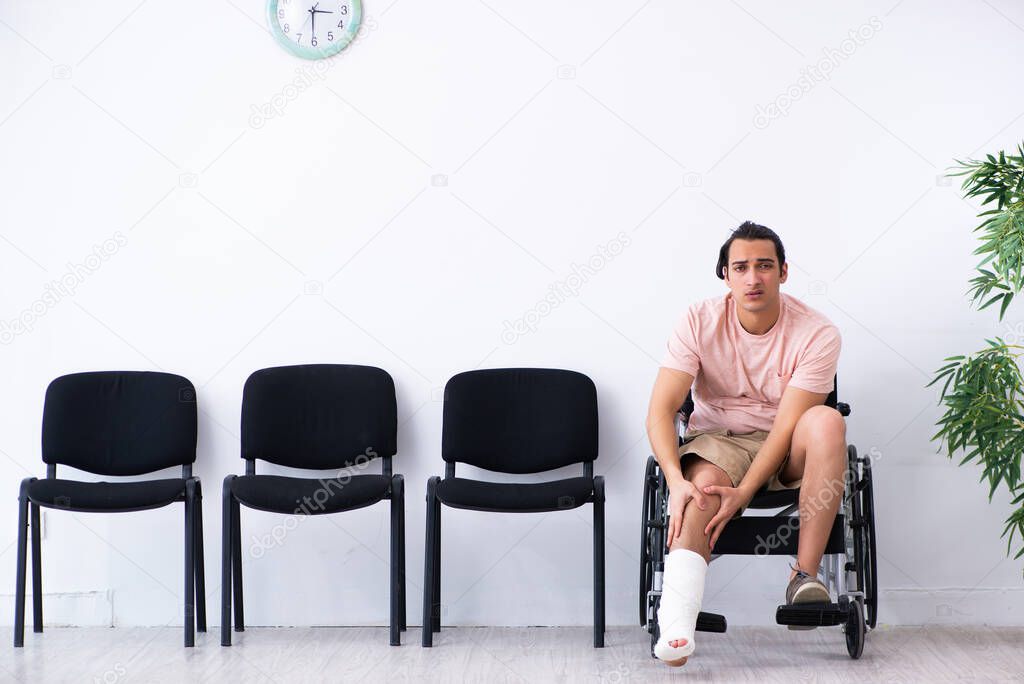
(701, 484, 754, 551)
(666, 478, 708, 549)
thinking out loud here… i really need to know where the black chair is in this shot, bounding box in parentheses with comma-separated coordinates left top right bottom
(422, 368, 605, 648)
(14, 371, 205, 647)
(221, 364, 406, 646)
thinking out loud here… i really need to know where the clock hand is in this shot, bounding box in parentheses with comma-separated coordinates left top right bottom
(306, 2, 332, 41)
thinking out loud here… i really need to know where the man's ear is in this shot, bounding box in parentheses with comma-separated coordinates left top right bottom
(779, 262, 788, 283)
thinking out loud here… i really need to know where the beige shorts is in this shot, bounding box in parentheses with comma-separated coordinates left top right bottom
(678, 427, 801, 517)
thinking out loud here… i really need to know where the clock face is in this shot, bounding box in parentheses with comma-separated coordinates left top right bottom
(267, 0, 363, 60)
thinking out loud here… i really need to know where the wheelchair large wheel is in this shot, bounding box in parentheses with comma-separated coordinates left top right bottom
(862, 455, 878, 629)
(848, 445, 878, 630)
(647, 478, 669, 657)
(639, 455, 659, 627)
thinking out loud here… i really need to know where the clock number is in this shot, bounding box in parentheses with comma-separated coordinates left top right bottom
(273, 1, 356, 54)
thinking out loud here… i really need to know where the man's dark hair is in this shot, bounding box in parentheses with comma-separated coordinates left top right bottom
(716, 221, 786, 280)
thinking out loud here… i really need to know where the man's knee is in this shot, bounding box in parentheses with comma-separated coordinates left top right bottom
(798, 405, 846, 444)
(686, 459, 732, 492)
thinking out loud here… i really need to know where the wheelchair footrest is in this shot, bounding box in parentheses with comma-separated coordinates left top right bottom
(775, 601, 848, 627)
(695, 611, 727, 633)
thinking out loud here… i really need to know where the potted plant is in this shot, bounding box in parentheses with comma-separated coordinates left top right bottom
(929, 143, 1024, 566)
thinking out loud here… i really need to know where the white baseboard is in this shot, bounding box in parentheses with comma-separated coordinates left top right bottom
(0, 587, 1021, 627)
(0, 591, 113, 627)
(877, 587, 1024, 626)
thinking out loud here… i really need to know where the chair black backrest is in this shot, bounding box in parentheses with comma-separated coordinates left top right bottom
(42, 371, 198, 476)
(442, 368, 598, 474)
(241, 364, 397, 470)
(681, 374, 841, 417)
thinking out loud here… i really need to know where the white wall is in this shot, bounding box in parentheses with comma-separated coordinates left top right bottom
(1, 0, 1023, 630)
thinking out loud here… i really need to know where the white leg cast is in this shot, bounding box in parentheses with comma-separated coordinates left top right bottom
(654, 548, 708, 661)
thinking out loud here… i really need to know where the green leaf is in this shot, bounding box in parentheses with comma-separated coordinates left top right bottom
(1000, 291, 1015, 319)
(981, 293, 1004, 311)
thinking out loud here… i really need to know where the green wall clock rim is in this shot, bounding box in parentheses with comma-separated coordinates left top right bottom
(266, 0, 363, 60)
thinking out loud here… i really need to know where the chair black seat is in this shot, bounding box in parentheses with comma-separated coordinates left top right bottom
(230, 474, 391, 515)
(746, 486, 799, 510)
(436, 476, 594, 513)
(27, 478, 186, 513)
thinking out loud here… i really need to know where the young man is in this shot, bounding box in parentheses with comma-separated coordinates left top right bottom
(645, 222, 845, 667)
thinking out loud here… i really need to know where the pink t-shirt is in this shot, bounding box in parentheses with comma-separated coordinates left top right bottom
(660, 292, 841, 433)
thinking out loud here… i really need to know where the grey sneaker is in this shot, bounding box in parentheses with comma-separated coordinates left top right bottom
(785, 564, 829, 630)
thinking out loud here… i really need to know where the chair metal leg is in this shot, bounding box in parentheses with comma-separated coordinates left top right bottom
(593, 479, 606, 648)
(432, 495, 441, 633)
(30, 503, 42, 634)
(194, 480, 207, 633)
(398, 479, 407, 632)
(389, 476, 403, 646)
(184, 481, 196, 648)
(231, 496, 244, 631)
(221, 477, 234, 646)
(13, 479, 31, 648)
(422, 479, 437, 647)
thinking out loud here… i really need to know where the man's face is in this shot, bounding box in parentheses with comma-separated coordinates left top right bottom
(723, 238, 787, 314)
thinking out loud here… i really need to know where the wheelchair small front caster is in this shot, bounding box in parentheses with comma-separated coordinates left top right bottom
(843, 596, 865, 659)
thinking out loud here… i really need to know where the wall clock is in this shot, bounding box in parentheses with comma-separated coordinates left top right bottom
(267, 0, 362, 59)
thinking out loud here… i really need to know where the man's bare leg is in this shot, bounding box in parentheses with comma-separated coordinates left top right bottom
(778, 405, 847, 582)
(661, 455, 732, 667)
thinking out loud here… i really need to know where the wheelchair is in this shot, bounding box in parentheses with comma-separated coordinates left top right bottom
(639, 380, 877, 659)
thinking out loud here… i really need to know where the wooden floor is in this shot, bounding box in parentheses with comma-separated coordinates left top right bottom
(1, 625, 1022, 683)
